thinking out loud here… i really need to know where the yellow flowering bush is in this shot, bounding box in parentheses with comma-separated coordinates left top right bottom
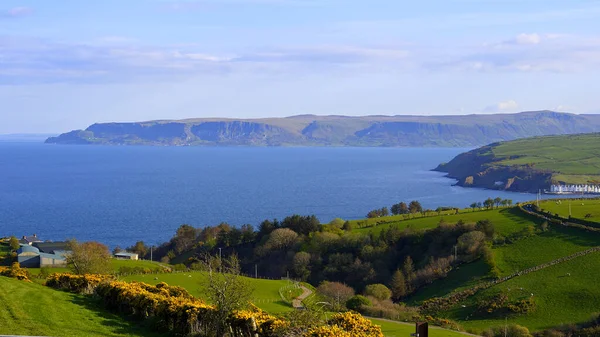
(231, 304, 289, 336)
(0, 262, 31, 282)
(45, 273, 113, 294)
(313, 312, 384, 337)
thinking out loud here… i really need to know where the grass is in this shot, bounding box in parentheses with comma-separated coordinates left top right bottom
(0, 276, 165, 337)
(539, 198, 600, 220)
(369, 318, 470, 337)
(122, 272, 296, 313)
(353, 208, 537, 237)
(440, 251, 600, 333)
(493, 224, 600, 276)
(492, 133, 600, 177)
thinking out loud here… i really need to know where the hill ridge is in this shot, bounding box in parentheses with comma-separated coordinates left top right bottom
(46, 111, 600, 147)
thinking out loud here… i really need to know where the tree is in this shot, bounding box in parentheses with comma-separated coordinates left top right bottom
(483, 324, 532, 337)
(484, 198, 494, 209)
(66, 240, 111, 275)
(112, 246, 123, 255)
(292, 251, 311, 281)
(457, 231, 486, 259)
(127, 241, 148, 258)
(494, 197, 502, 209)
(317, 281, 355, 309)
(364, 283, 392, 301)
(390, 269, 407, 300)
(398, 202, 409, 214)
(172, 224, 197, 254)
(402, 256, 415, 291)
(408, 201, 423, 214)
(470, 202, 478, 212)
(9, 236, 19, 251)
(201, 253, 254, 337)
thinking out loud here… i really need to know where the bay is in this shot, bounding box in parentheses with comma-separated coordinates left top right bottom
(0, 143, 536, 248)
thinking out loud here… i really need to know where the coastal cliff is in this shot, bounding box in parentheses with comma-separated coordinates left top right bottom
(434, 133, 600, 192)
(46, 111, 600, 147)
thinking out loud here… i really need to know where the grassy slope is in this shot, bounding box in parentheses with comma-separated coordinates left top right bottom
(539, 198, 600, 219)
(122, 272, 295, 313)
(491, 133, 600, 183)
(441, 252, 600, 333)
(353, 208, 537, 237)
(370, 318, 470, 337)
(0, 276, 164, 337)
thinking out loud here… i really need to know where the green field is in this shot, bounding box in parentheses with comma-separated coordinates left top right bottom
(539, 198, 600, 220)
(0, 276, 164, 337)
(492, 134, 600, 178)
(441, 251, 600, 333)
(369, 318, 470, 337)
(122, 272, 295, 313)
(353, 208, 538, 236)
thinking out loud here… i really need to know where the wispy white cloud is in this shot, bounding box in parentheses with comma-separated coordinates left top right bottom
(0, 37, 408, 84)
(428, 33, 600, 73)
(484, 100, 519, 113)
(0, 7, 33, 18)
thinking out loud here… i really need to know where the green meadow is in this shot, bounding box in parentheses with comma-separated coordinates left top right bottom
(0, 276, 164, 337)
(353, 207, 540, 236)
(441, 252, 600, 333)
(539, 198, 600, 220)
(122, 271, 296, 313)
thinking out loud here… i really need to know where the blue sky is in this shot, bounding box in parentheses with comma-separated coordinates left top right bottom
(1, 0, 600, 133)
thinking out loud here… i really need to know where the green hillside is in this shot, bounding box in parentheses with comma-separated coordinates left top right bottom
(0, 276, 163, 337)
(122, 272, 295, 313)
(436, 133, 600, 192)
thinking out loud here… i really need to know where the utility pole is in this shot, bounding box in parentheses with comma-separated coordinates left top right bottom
(150, 246, 153, 262)
(569, 200, 572, 217)
(255, 264, 258, 278)
(218, 248, 222, 273)
(453, 245, 457, 260)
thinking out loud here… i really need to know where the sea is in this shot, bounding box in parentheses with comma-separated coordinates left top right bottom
(0, 143, 542, 248)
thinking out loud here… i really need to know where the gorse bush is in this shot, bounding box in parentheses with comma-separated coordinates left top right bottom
(45, 273, 114, 294)
(43, 272, 382, 337)
(0, 262, 31, 282)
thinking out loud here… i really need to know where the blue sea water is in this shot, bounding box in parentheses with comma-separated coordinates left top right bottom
(0, 143, 538, 248)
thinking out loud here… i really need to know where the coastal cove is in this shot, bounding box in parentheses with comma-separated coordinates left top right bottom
(1, 143, 540, 248)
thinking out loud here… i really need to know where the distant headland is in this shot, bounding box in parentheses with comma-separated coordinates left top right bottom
(46, 110, 600, 147)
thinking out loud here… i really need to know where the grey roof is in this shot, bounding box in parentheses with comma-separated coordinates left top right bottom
(17, 245, 40, 254)
(33, 242, 70, 254)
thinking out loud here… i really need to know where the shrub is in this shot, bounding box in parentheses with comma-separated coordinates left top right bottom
(364, 284, 392, 301)
(483, 324, 532, 337)
(45, 273, 114, 294)
(0, 262, 31, 282)
(346, 295, 372, 311)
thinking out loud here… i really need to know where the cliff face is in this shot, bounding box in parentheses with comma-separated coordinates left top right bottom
(46, 111, 600, 147)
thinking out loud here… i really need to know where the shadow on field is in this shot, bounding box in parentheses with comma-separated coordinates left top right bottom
(69, 294, 170, 337)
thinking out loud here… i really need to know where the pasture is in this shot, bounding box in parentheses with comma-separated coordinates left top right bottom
(122, 271, 296, 313)
(539, 198, 600, 221)
(0, 276, 163, 337)
(353, 207, 540, 236)
(441, 251, 600, 333)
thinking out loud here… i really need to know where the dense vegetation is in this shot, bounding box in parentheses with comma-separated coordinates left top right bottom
(436, 132, 600, 191)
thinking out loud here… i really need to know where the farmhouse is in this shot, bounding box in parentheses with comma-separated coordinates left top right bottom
(17, 245, 67, 268)
(114, 252, 139, 260)
(19, 234, 43, 245)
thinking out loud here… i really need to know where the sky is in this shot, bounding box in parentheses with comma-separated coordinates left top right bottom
(1, 0, 600, 133)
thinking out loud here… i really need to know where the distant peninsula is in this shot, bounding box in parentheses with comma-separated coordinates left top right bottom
(434, 133, 600, 193)
(46, 110, 600, 147)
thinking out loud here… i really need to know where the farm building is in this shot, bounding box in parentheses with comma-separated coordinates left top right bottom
(114, 252, 139, 260)
(19, 234, 43, 245)
(17, 245, 67, 268)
